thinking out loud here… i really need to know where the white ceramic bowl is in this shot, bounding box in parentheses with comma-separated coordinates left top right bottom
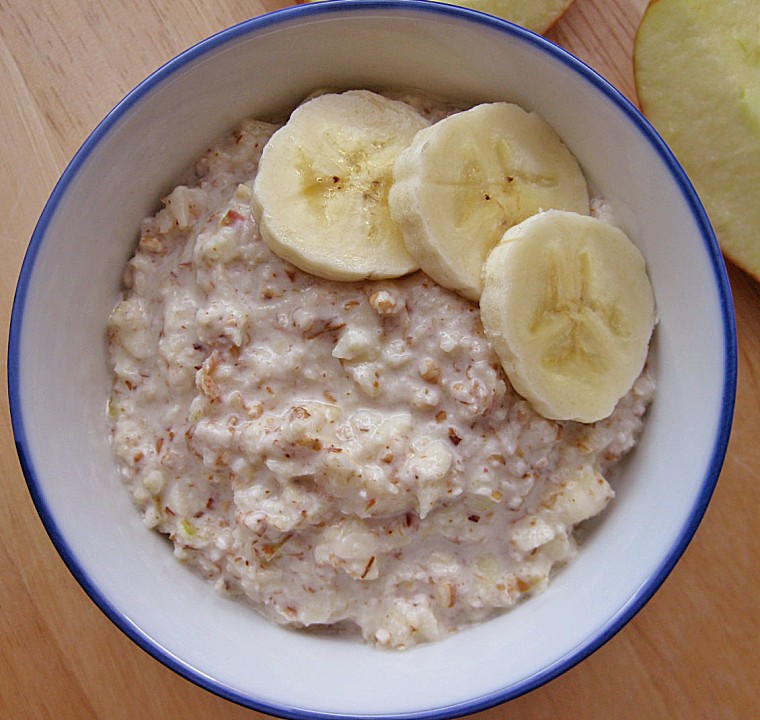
(8, 2, 736, 718)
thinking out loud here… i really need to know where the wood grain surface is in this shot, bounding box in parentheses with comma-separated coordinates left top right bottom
(1, 1, 758, 718)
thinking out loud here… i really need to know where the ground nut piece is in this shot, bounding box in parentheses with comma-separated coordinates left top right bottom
(411, 385, 440, 409)
(418, 358, 441, 384)
(196, 353, 222, 402)
(369, 289, 402, 315)
(138, 232, 171, 255)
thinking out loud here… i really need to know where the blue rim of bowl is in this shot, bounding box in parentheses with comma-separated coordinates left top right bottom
(7, 2, 737, 719)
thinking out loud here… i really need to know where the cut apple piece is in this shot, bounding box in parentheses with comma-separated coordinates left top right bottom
(634, 0, 760, 281)
(425, 0, 575, 33)
(303, 0, 575, 34)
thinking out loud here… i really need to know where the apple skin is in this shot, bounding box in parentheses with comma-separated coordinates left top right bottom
(634, 0, 760, 282)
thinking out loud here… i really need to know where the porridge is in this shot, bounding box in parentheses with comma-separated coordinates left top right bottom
(107, 92, 654, 649)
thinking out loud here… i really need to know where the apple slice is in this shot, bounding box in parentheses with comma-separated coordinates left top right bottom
(634, 0, 760, 281)
(303, 0, 575, 34)
(425, 0, 575, 33)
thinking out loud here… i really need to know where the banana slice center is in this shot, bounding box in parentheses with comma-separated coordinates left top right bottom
(531, 244, 629, 376)
(297, 138, 393, 239)
(439, 137, 562, 247)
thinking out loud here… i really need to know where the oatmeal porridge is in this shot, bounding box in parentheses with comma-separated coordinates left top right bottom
(107, 92, 654, 649)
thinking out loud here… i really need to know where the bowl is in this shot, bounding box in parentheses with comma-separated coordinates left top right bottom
(8, 2, 736, 718)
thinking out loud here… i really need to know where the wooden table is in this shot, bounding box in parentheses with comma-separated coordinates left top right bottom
(1, 1, 758, 718)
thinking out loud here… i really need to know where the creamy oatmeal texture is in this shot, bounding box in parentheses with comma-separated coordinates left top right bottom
(108, 94, 654, 649)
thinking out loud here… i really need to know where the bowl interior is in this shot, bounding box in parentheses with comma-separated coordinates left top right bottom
(9, 3, 735, 718)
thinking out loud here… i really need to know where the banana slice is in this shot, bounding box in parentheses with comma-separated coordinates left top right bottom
(251, 90, 429, 281)
(389, 102, 589, 301)
(480, 210, 656, 423)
